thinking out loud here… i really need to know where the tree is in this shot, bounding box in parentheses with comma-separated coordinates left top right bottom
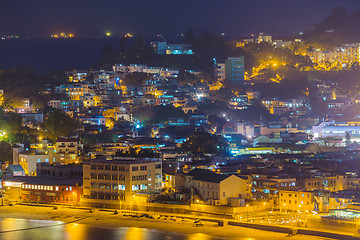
(345, 131, 351, 146)
(0, 141, 12, 164)
(123, 72, 151, 86)
(42, 109, 80, 141)
(133, 105, 186, 125)
(182, 131, 228, 155)
(115, 147, 159, 158)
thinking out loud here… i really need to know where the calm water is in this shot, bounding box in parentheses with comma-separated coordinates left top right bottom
(0, 38, 120, 73)
(0, 218, 221, 240)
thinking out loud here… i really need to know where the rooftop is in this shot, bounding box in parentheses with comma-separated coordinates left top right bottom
(185, 168, 229, 183)
(3, 176, 82, 186)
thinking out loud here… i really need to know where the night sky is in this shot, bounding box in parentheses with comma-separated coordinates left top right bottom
(1, 0, 360, 38)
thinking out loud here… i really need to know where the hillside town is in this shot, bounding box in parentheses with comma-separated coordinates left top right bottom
(2, 11, 360, 237)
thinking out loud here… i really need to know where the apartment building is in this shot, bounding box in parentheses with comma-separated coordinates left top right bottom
(278, 190, 314, 212)
(83, 157, 162, 201)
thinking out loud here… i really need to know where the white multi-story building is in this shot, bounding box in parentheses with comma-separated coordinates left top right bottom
(312, 121, 360, 141)
(113, 64, 179, 78)
(215, 63, 225, 81)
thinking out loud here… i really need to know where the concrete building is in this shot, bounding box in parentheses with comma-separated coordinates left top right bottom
(229, 95, 249, 110)
(151, 42, 193, 55)
(252, 176, 297, 199)
(18, 153, 60, 176)
(184, 169, 250, 205)
(215, 63, 225, 81)
(0, 89, 4, 105)
(278, 190, 314, 212)
(225, 57, 245, 84)
(312, 121, 360, 141)
(307, 43, 360, 67)
(305, 175, 358, 192)
(2, 176, 82, 204)
(83, 157, 162, 201)
(48, 99, 70, 110)
(7, 165, 25, 176)
(257, 33, 272, 43)
(222, 121, 255, 139)
(56, 137, 81, 155)
(55, 138, 82, 164)
(273, 40, 291, 48)
(260, 123, 299, 136)
(36, 162, 83, 179)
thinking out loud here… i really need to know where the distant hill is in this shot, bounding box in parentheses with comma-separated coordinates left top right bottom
(302, 7, 360, 49)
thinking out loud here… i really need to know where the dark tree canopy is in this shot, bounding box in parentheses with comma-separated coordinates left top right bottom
(42, 109, 80, 141)
(182, 131, 228, 155)
(115, 147, 159, 158)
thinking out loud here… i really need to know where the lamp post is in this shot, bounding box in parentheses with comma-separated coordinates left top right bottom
(246, 204, 249, 222)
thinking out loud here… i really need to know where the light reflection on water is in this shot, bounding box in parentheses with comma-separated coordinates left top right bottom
(0, 218, 221, 240)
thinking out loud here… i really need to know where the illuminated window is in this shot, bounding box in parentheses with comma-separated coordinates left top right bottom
(55, 186, 59, 191)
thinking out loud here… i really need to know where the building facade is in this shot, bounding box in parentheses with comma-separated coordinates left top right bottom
(83, 157, 162, 201)
(225, 57, 245, 84)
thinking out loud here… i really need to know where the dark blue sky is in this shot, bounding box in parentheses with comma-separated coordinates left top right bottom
(1, 0, 360, 38)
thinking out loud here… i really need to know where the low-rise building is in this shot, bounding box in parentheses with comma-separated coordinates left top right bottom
(18, 153, 60, 176)
(83, 157, 162, 201)
(2, 176, 82, 204)
(278, 190, 314, 212)
(36, 162, 83, 179)
(184, 168, 250, 205)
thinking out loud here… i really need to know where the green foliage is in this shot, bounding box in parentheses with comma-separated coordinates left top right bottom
(198, 99, 229, 115)
(42, 109, 80, 141)
(182, 131, 228, 155)
(345, 131, 351, 146)
(81, 131, 118, 144)
(0, 67, 69, 109)
(0, 141, 12, 164)
(302, 7, 360, 49)
(133, 105, 186, 125)
(0, 110, 22, 134)
(115, 147, 159, 158)
(123, 72, 151, 85)
(207, 114, 227, 132)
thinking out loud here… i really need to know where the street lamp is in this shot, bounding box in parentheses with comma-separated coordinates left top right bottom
(246, 204, 249, 222)
(0, 130, 6, 141)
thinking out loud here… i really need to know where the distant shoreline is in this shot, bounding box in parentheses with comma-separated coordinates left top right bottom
(0, 205, 334, 239)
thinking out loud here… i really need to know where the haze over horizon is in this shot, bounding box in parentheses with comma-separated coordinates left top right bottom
(1, 0, 360, 38)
